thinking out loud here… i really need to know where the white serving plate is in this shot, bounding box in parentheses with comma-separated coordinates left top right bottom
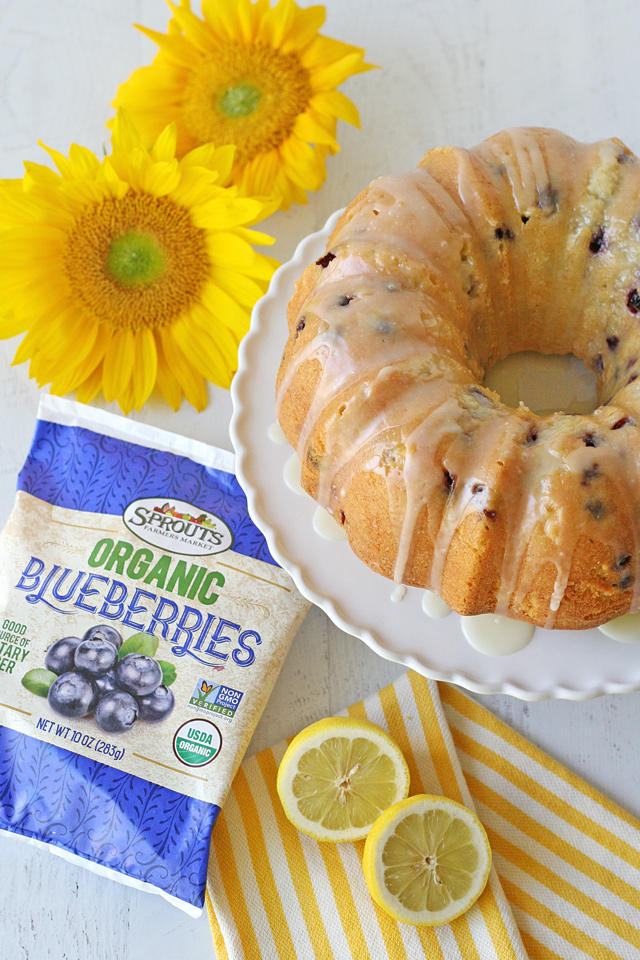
(230, 209, 640, 701)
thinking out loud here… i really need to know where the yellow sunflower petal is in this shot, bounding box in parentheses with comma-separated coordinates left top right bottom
(170, 4, 216, 54)
(28, 352, 57, 388)
(231, 225, 276, 247)
(170, 316, 232, 388)
(150, 123, 178, 163)
(51, 359, 97, 396)
(132, 327, 158, 410)
(21, 162, 61, 188)
(155, 334, 183, 410)
(0, 313, 30, 339)
(310, 90, 361, 127)
(278, 137, 326, 190)
(37, 141, 74, 179)
(300, 34, 370, 70)
(109, 145, 153, 193)
(97, 159, 130, 199)
(50, 324, 111, 395)
(180, 143, 236, 183)
(193, 304, 246, 364)
(210, 270, 265, 309)
(12, 306, 85, 366)
(206, 232, 257, 268)
(310, 51, 375, 92)
(61, 179, 114, 206)
(142, 159, 181, 197)
(102, 329, 135, 402)
(159, 327, 208, 409)
(53, 315, 102, 369)
(111, 63, 196, 155)
(15, 179, 80, 224)
(117, 377, 137, 415)
(0, 226, 65, 262)
(235, 150, 279, 198)
(235, 0, 269, 42)
(244, 251, 279, 280)
(189, 196, 267, 230)
(281, 5, 326, 53)
(134, 24, 196, 66)
(0, 273, 68, 315)
(169, 170, 226, 208)
(202, 0, 252, 42)
(256, 0, 296, 47)
(292, 112, 340, 150)
(75, 363, 104, 404)
(111, 109, 146, 154)
(69, 144, 102, 177)
(199, 282, 249, 330)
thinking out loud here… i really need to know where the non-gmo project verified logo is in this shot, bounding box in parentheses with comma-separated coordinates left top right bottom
(189, 679, 243, 722)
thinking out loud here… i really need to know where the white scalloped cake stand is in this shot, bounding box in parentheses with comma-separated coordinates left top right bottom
(230, 209, 640, 701)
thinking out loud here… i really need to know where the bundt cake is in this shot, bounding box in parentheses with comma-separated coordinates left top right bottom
(275, 128, 640, 630)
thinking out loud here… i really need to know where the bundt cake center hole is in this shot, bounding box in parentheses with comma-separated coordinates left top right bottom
(483, 351, 599, 416)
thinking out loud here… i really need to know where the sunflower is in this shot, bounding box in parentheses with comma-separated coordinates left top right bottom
(110, 0, 376, 209)
(0, 110, 277, 413)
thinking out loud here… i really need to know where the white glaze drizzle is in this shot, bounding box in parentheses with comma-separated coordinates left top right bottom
(390, 585, 407, 603)
(598, 613, 640, 642)
(277, 128, 640, 627)
(422, 590, 452, 618)
(283, 454, 305, 496)
(461, 614, 535, 656)
(312, 506, 348, 541)
(268, 422, 288, 444)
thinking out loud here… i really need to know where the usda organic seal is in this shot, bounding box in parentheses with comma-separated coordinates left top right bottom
(173, 718, 222, 767)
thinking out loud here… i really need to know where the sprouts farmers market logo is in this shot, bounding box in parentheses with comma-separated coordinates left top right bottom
(123, 498, 233, 557)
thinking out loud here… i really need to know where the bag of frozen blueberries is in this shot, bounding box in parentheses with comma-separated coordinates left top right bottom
(0, 396, 309, 914)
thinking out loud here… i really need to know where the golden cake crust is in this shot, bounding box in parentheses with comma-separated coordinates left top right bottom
(276, 128, 640, 629)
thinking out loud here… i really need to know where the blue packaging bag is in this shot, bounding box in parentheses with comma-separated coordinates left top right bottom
(0, 397, 308, 914)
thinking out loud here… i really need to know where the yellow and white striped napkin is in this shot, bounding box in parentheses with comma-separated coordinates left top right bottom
(205, 672, 640, 959)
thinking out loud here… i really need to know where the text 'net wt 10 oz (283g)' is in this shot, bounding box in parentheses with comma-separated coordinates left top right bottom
(0, 396, 309, 915)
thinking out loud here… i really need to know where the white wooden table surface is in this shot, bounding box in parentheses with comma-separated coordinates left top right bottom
(2, 0, 640, 956)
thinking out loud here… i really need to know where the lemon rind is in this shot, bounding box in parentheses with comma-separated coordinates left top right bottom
(362, 794, 492, 926)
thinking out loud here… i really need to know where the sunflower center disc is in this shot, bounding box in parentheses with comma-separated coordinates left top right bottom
(182, 41, 312, 163)
(62, 194, 209, 331)
(218, 81, 262, 119)
(106, 230, 166, 287)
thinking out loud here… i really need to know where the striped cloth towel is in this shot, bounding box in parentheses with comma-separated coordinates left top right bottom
(205, 671, 640, 959)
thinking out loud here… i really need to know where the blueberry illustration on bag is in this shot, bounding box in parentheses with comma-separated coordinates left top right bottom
(23, 623, 175, 734)
(0, 397, 308, 914)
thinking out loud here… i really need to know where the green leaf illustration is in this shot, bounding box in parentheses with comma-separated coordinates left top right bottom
(156, 660, 177, 687)
(22, 669, 57, 698)
(117, 632, 159, 660)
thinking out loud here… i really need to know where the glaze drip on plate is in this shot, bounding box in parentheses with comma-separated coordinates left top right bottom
(422, 590, 452, 619)
(461, 615, 535, 656)
(276, 128, 640, 629)
(268, 422, 288, 444)
(283, 454, 305, 495)
(313, 506, 349, 541)
(598, 613, 640, 642)
(390, 585, 407, 603)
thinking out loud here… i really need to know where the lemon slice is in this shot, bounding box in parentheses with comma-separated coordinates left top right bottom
(276, 717, 410, 842)
(362, 794, 492, 926)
